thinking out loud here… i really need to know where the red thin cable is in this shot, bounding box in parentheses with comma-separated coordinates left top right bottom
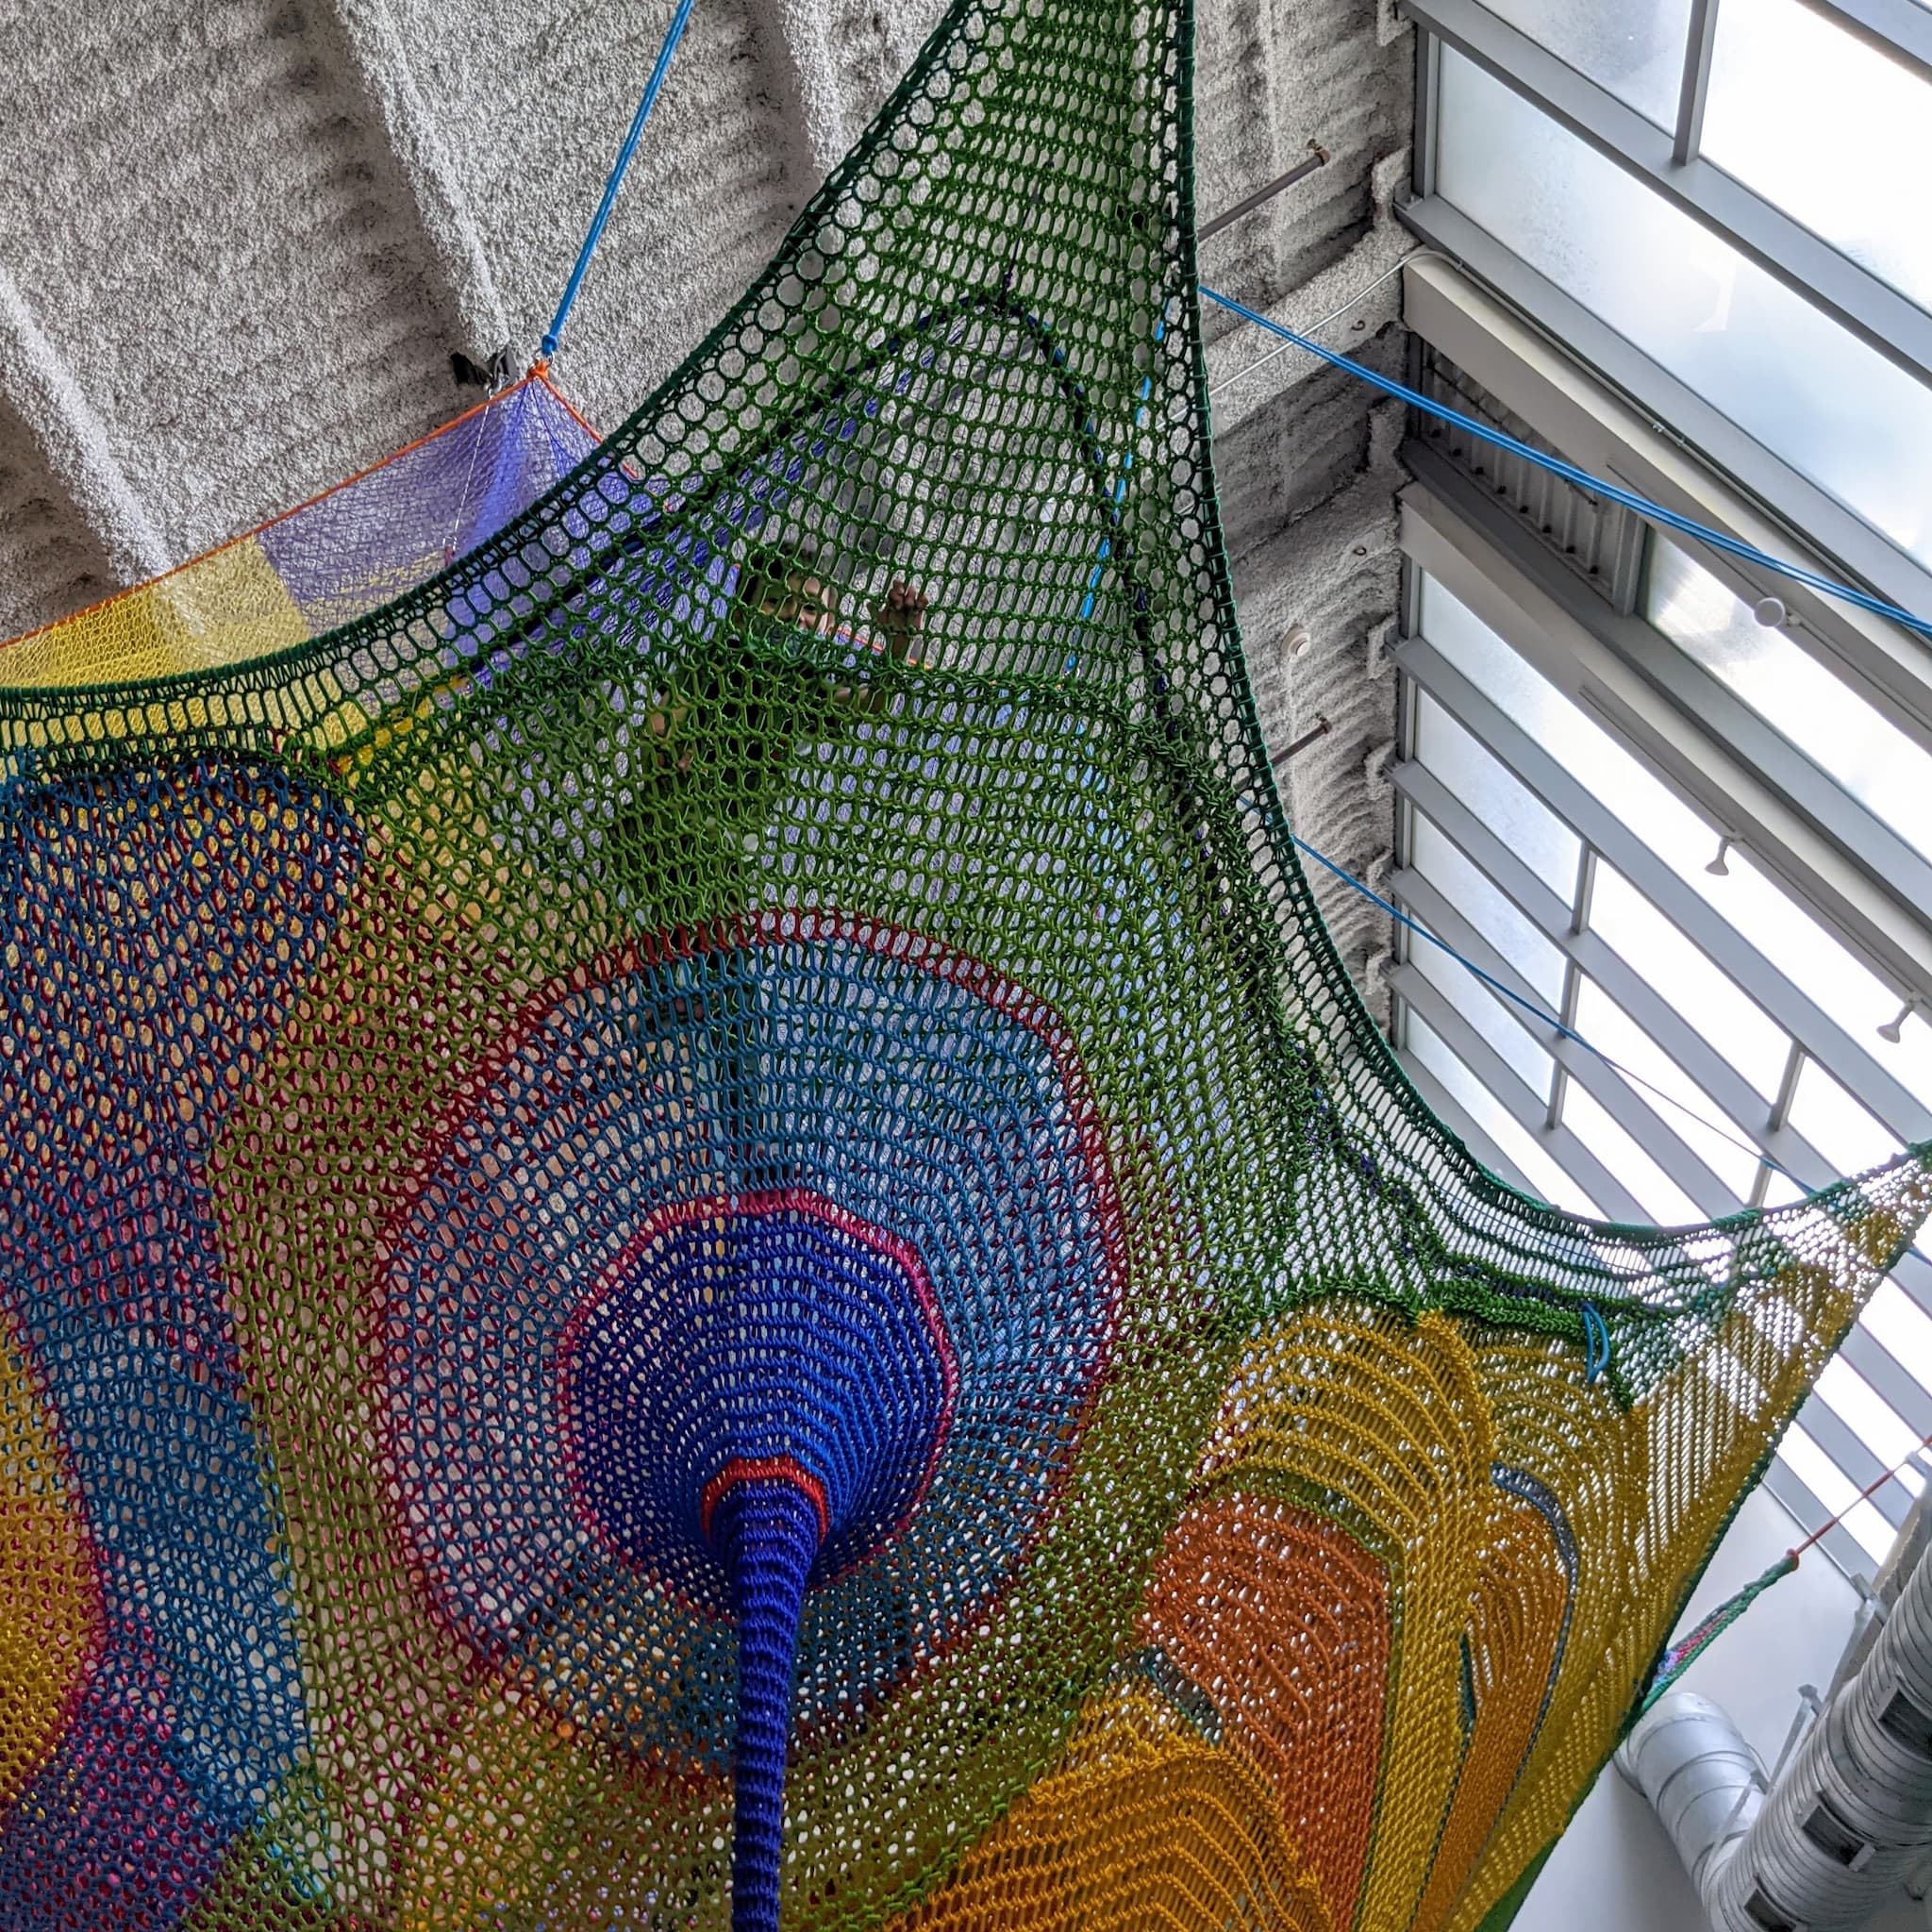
(1790, 1429, 1932, 1560)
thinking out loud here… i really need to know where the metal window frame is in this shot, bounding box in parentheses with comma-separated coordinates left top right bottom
(1391, 861, 1741, 1214)
(1396, 790, 1932, 1418)
(1673, 0, 1722, 163)
(1388, 623, 1932, 1148)
(1396, 974, 1926, 1577)
(1393, 0, 1932, 1577)
(1391, 753, 1932, 1307)
(1391, 771, 1827, 1180)
(1391, 651, 1932, 1561)
(1763, 1458, 1874, 1579)
(1400, 247, 1932, 766)
(1390, 1029, 1542, 1197)
(1791, 1391, 1922, 1533)
(1824, 1328, 1932, 1465)
(1808, 0, 1932, 81)
(1399, 0, 1932, 390)
(1406, 444, 1932, 990)
(1392, 959, 1647, 1219)
(1402, 482, 1932, 1027)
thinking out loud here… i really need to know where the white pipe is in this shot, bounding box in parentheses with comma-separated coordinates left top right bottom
(1618, 1691, 1766, 1900)
(1622, 1528, 1932, 1931)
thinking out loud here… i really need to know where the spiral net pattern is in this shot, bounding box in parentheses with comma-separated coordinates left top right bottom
(2, 1, 1929, 1927)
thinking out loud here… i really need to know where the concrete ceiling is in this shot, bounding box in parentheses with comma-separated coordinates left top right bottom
(0, 0, 1412, 1005)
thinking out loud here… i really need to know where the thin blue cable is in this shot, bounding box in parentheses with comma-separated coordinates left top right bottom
(1199, 286, 1932, 643)
(541, 0, 698, 361)
(1287, 829, 1802, 1186)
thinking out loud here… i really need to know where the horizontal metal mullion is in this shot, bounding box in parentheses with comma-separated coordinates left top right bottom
(1391, 760, 1837, 1183)
(1398, 199, 1932, 682)
(1400, 0, 1932, 388)
(1761, 1456, 1882, 1579)
(1891, 1248, 1932, 1319)
(1407, 442, 1932, 945)
(1392, 1025, 1541, 1199)
(1793, 1391, 1918, 1530)
(1808, 0, 1932, 81)
(1391, 634, 1932, 1146)
(1834, 1322, 1932, 1447)
(1391, 862, 1741, 1216)
(1390, 960, 1648, 1223)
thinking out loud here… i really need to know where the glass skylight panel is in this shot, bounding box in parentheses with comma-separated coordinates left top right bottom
(1418, 573, 1724, 867)
(1410, 926, 1557, 1100)
(1815, 1357, 1926, 1494)
(1645, 538, 1932, 861)
(1862, 1281, 1932, 1389)
(1561, 1081, 1704, 1224)
(1412, 688, 1582, 896)
(1475, 0, 1694, 127)
(1435, 49, 1932, 572)
(1777, 1419, 1896, 1560)
(1787, 1055, 1904, 1176)
(1680, 849, 1932, 1113)
(1586, 864, 1791, 1103)
(1409, 812, 1569, 1007)
(1704, 0, 1932, 313)
(1404, 1012, 1604, 1216)
(1570, 976, 1765, 1200)
(1416, 579, 1932, 1119)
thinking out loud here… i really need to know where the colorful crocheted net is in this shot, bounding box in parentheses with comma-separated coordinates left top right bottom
(1, 2, 1928, 1928)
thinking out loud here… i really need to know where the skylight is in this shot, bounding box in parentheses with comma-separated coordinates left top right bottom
(1476, 0, 1691, 126)
(1643, 538, 1932, 864)
(1435, 47, 1932, 573)
(1400, 0, 1932, 1570)
(1703, 0, 1932, 312)
(1391, 573, 1932, 1564)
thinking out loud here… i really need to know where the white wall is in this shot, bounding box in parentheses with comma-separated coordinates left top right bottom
(1521, 1486, 1924, 1931)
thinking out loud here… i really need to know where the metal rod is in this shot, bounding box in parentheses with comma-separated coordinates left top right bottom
(1673, 0, 1722, 165)
(1271, 716, 1332, 765)
(1199, 142, 1329, 241)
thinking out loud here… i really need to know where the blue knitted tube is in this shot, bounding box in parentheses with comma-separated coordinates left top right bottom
(711, 1478, 824, 1932)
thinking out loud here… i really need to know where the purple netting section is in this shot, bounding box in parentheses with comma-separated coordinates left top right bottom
(258, 380, 598, 633)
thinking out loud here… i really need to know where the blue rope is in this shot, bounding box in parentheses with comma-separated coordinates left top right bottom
(541, 0, 698, 361)
(1580, 1302, 1610, 1382)
(1199, 286, 1932, 643)
(711, 1478, 821, 1932)
(1287, 830, 1802, 1188)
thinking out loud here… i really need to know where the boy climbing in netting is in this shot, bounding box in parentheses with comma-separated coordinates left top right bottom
(603, 529, 933, 1186)
(445, 522, 930, 928)
(609, 530, 929, 931)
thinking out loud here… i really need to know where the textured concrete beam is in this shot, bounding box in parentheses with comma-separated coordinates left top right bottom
(0, 264, 171, 585)
(756, 0, 849, 192)
(325, 0, 511, 359)
(1206, 146, 1413, 437)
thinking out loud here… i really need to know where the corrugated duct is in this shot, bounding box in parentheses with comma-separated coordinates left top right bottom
(1619, 1523, 1932, 1930)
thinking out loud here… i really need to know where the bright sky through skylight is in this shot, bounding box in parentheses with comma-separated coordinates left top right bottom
(1398, 573, 1932, 1557)
(1417, 0, 1932, 1569)
(1438, 48, 1932, 572)
(1645, 538, 1932, 863)
(1704, 0, 1932, 314)
(1477, 0, 1691, 125)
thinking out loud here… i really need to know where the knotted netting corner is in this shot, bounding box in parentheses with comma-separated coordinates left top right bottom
(1, 0, 1927, 1927)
